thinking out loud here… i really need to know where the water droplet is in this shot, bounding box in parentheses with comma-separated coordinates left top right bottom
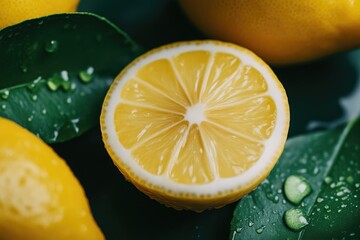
(235, 227, 242, 233)
(70, 83, 77, 90)
(46, 75, 62, 91)
(284, 208, 308, 232)
(256, 225, 265, 234)
(0, 89, 10, 100)
(41, 109, 47, 115)
(62, 81, 71, 91)
(316, 197, 324, 203)
(61, 70, 69, 81)
(337, 191, 345, 197)
(248, 221, 254, 227)
(313, 167, 320, 175)
(20, 65, 28, 73)
(52, 130, 59, 141)
(79, 67, 94, 83)
(1, 104, 6, 110)
(355, 183, 360, 188)
(284, 175, 312, 205)
(324, 177, 332, 184)
(66, 97, 72, 104)
(71, 118, 80, 133)
(27, 115, 34, 122)
(38, 20, 44, 25)
(45, 40, 58, 53)
(27, 76, 43, 92)
(47, 80, 59, 91)
(31, 95, 38, 101)
(346, 176, 354, 184)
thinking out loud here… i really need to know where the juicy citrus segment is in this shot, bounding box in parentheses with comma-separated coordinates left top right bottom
(203, 65, 268, 107)
(170, 124, 214, 184)
(172, 50, 211, 104)
(136, 59, 190, 107)
(131, 122, 188, 176)
(206, 96, 277, 140)
(121, 78, 187, 112)
(114, 104, 184, 148)
(101, 40, 290, 211)
(200, 122, 264, 178)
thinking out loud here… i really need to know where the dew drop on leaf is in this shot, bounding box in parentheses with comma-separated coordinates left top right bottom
(0, 89, 10, 100)
(27, 115, 34, 122)
(256, 225, 266, 234)
(284, 175, 312, 205)
(284, 208, 308, 231)
(45, 40, 58, 53)
(79, 67, 94, 83)
(31, 95, 38, 101)
(47, 79, 60, 91)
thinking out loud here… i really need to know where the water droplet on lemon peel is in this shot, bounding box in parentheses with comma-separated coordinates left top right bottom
(0, 117, 104, 240)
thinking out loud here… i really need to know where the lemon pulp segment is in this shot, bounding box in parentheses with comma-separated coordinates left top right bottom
(101, 41, 289, 210)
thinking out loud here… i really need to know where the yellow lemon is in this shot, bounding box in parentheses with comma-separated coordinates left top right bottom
(0, 0, 80, 29)
(179, 0, 360, 65)
(100, 40, 290, 212)
(0, 117, 104, 240)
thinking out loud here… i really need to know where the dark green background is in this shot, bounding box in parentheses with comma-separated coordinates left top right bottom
(52, 1, 360, 239)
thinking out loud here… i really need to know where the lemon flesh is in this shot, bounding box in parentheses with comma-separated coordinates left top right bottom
(101, 40, 290, 211)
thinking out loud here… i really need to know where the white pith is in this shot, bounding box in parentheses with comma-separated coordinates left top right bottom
(103, 42, 289, 196)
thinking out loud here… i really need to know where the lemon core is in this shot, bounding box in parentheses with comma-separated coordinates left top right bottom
(185, 103, 206, 125)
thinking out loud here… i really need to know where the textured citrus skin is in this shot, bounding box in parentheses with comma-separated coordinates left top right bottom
(0, 117, 104, 240)
(0, 0, 80, 29)
(179, 0, 360, 65)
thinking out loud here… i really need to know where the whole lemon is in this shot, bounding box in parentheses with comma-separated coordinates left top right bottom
(179, 0, 360, 65)
(0, 117, 104, 240)
(0, 0, 80, 29)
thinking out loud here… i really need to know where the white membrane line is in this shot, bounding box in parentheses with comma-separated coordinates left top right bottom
(205, 93, 268, 111)
(199, 52, 215, 103)
(130, 120, 186, 152)
(205, 119, 265, 144)
(168, 57, 194, 105)
(204, 63, 245, 104)
(120, 99, 184, 115)
(198, 126, 219, 179)
(133, 76, 188, 108)
(164, 124, 191, 177)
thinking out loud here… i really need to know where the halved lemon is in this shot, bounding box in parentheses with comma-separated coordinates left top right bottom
(100, 40, 290, 212)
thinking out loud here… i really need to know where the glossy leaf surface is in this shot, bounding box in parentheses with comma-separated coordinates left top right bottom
(0, 13, 141, 143)
(230, 118, 360, 239)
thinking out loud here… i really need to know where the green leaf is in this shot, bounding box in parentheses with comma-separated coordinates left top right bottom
(0, 12, 142, 143)
(230, 118, 360, 239)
